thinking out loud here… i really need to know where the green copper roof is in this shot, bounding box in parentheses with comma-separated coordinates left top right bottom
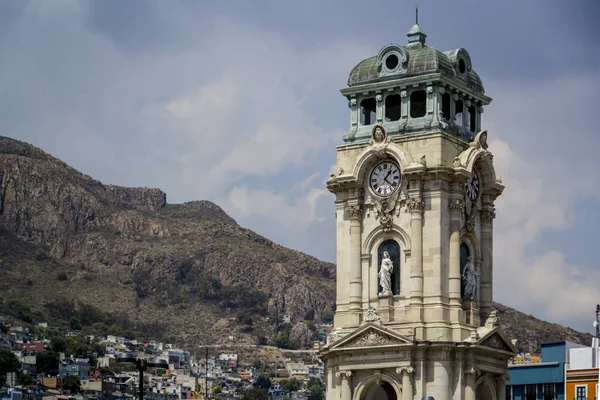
(347, 32, 485, 93)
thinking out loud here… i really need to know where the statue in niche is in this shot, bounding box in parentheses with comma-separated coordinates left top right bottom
(462, 256, 479, 299)
(379, 251, 393, 296)
(370, 124, 390, 154)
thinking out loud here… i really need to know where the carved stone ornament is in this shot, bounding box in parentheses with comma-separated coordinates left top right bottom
(406, 197, 424, 212)
(372, 192, 400, 232)
(396, 366, 414, 375)
(470, 130, 489, 150)
(346, 328, 401, 347)
(466, 367, 481, 377)
(485, 310, 500, 328)
(335, 370, 352, 379)
(449, 198, 464, 211)
(338, 166, 344, 176)
(465, 211, 477, 232)
(364, 307, 381, 322)
(480, 210, 496, 222)
(376, 94, 383, 102)
(419, 155, 427, 167)
(480, 334, 513, 352)
(369, 124, 391, 154)
(328, 331, 340, 344)
(452, 157, 462, 168)
(346, 205, 362, 220)
(350, 98, 357, 106)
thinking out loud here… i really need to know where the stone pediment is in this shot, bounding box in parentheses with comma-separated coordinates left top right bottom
(330, 323, 413, 351)
(475, 330, 517, 354)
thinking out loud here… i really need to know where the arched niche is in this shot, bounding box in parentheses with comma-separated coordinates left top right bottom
(363, 225, 411, 256)
(460, 230, 481, 260)
(354, 371, 402, 400)
(475, 375, 497, 400)
(353, 143, 414, 186)
(378, 239, 401, 295)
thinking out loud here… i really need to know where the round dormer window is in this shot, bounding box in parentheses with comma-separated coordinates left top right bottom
(385, 54, 399, 70)
(458, 59, 466, 74)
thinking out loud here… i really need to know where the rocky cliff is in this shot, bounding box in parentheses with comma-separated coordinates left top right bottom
(0, 136, 593, 353)
(0, 136, 335, 346)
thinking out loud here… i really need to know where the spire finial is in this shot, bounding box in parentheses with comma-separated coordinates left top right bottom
(415, 5, 419, 25)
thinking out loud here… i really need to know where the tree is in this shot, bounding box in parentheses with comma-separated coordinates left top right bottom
(254, 374, 271, 390)
(51, 336, 67, 353)
(62, 375, 81, 393)
(19, 372, 32, 386)
(280, 378, 301, 393)
(242, 388, 269, 400)
(307, 377, 324, 400)
(0, 349, 20, 386)
(36, 351, 59, 375)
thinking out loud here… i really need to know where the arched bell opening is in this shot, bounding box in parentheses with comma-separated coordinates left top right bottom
(364, 381, 397, 400)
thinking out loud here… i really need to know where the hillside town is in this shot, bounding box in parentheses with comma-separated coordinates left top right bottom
(0, 317, 327, 400)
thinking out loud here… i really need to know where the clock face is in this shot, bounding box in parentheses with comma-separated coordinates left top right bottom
(466, 170, 480, 202)
(369, 161, 401, 196)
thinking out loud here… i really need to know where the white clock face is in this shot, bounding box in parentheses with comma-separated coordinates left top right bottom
(369, 161, 401, 196)
(466, 170, 480, 202)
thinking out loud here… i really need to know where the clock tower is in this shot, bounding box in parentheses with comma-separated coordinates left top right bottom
(319, 22, 516, 400)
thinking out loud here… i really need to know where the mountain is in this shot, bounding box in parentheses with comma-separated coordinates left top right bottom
(0, 136, 593, 354)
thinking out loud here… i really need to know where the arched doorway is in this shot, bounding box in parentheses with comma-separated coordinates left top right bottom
(378, 239, 401, 295)
(364, 381, 397, 400)
(475, 379, 496, 400)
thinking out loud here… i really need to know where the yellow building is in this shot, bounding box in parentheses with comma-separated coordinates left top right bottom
(566, 368, 598, 400)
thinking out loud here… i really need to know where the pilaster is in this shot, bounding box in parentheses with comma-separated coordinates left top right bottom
(479, 197, 496, 321)
(407, 193, 424, 322)
(376, 94, 383, 124)
(396, 366, 414, 400)
(335, 370, 352, 400)
(348, 98, 358, 139)
(346, 203, 363, 326)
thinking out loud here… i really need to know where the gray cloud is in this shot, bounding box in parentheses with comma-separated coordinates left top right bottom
(1, 0, 598, 333)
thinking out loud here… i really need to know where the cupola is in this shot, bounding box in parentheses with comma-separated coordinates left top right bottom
(341, 20, 491, 143)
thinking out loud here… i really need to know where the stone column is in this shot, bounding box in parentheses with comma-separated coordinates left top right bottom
(396, 366, 414, 400)
(476, 105, 483, 132)
(407, 195, 424, 306)
(336, 370, 352, 400)
(448, 194, 464, 307)
(479, 199, 496, 320)
(400, 90, 408, 119)
(464, 368, 478, 400)
(346, 204, 363, 324)
(464, 100, 472, 133)
(376, 94, 383, 123)
(496, 374, 508, 400)
(348, 98, 358, 139)
(433, 355, 450, 400)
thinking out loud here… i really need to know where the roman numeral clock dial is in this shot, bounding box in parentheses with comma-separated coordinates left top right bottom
(369, 161, 401, 196)
(466, 170, 480, 202)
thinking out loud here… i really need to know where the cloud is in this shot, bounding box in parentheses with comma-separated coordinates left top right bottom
(487, 72, 600, 331)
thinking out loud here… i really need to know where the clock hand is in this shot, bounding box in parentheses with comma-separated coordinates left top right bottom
(383, 170, 392, 184)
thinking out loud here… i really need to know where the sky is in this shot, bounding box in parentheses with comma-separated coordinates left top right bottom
(0, 0, 599, 334)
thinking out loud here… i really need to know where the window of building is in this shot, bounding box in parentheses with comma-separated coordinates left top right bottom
(575, 385, 586, 400)
(455, 99, 464, 127)
(542, 383, 554, 400)
(525, 384, 536, 400)
(378, 239, 401, 295)
(360, 98, 376, 125)
(468, 105, 476, 132)
(409, 90, 426, 118)
(385, 94, 401, 122)
(505, 386, 512, 400)
(441, 93, 451, 120)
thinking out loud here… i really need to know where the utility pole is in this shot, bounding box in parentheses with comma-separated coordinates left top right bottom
(205, 347, 208, 400)
(596, 304, 600, 393)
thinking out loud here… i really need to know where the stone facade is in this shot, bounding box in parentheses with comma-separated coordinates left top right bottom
(318, 22, 516, 400)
